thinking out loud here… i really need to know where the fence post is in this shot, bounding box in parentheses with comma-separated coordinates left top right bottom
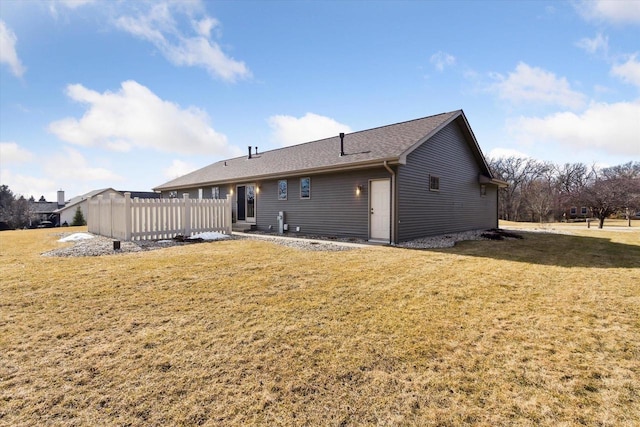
(124, 192, 132, 241)
(96, 195, 103, 236)
(109, 193, 117, 238)
(226, 194, 232, 234)
(183, 193, 191, 237)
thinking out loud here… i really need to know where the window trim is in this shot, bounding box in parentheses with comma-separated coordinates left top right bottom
(212, 186, 220, 199)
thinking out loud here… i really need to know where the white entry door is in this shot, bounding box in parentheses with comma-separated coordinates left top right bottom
(369, 179, 391, 242)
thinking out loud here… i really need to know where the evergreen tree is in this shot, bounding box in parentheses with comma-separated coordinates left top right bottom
(71, 206, 86, 226)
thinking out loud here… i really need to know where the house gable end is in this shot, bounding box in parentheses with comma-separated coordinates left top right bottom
(396, 119, 498, 240)
(398, 110, 493, 179)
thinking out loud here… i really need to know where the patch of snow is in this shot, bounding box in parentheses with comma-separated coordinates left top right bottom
(58, 233, 95, 242)
(189, 232, 230, 241)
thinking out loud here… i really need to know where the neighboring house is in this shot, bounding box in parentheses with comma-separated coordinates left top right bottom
(154, 110, 506, 244)
(27, 191, 66, 226)
(567, 206, 590, 220)
(29, 201, 62, 226)
(55, 189, 161, 225)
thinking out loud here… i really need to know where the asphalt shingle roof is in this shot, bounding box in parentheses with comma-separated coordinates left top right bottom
(155, 110, 483, 191)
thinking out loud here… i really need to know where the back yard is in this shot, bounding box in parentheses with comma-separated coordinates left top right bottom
(1, 223, 638, 426)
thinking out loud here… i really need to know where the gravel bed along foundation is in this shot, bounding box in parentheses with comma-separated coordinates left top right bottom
(42, 229, 507, 257)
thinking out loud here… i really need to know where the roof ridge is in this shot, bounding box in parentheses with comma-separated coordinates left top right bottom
(154, 110, 469, 191)
(221, 110, 462, 161)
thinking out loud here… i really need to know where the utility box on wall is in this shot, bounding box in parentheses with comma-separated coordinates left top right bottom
(277, 211, 285, 234)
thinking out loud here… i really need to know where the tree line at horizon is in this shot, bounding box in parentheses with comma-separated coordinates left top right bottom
(488, 158, 640, 228)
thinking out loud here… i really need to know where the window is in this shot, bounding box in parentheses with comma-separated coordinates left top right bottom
(278, 180, 288, 200)
(246, 185, 255, 218)
(570, 207, 577, 215)
(212, 186, 220, 199)
(198, 188, 203, 199)
(300, 177, 311, 199)
(581, 207, 588, 215)
(169, 191, 178, 199)
(429, 175, 440, 192)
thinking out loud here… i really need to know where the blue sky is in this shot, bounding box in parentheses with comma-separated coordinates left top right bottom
(1, 0, 639, 201)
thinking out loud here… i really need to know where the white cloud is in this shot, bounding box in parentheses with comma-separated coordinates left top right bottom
(194, 17, 219, 38)
(0, 20, 26, 78)
(487, 147, 531, 160)
(576, 32, 609, 56)
(44, 147, 123, 181)
(509, 101, 640, 157)
(576, 0, 640, 24)
(491, 62, 586, 110)
(58, 0, 95, 9)
(0, 169, 56, 200)
(0, 142, 33, 164)
(430, 51, 456, 72)
(611, 54, 640, 88)
(48, 80, 241, 157)
(115, 2, 250, 82)
(268, 113, 352, 147)
(48, 0, 96, 20)
(163, 159, 197, 179)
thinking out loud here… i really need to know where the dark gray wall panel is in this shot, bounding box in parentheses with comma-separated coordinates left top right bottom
(255, 168, 392, 238)
(397, 122, 498, 240)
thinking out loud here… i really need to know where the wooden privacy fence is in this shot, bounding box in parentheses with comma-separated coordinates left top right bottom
(88, 193, 232, 241)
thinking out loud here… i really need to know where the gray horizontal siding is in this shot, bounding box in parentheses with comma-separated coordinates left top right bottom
(397, 121, 497, 241)
(256, 168, 391, 239)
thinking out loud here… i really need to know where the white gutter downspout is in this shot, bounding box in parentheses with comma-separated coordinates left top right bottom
(383, 161, 396, 245)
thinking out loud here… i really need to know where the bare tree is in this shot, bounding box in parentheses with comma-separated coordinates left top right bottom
(579, 162, 640, 228)
(554, 163, 591, 215)
(489, 157, 549, 221)
(525, 177, 554, 223)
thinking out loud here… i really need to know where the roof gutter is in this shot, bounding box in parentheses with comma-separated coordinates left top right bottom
(383, 160, 397, 245)
(479, 174, 508, 188)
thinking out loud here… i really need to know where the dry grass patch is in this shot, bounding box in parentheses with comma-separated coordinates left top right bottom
(1, 226, 639, 426)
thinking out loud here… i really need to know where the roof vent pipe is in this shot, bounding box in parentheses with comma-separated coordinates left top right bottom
(339, 132, 345, 157)
(248, 146, 252, 159)
(255, 146, 258, 155)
